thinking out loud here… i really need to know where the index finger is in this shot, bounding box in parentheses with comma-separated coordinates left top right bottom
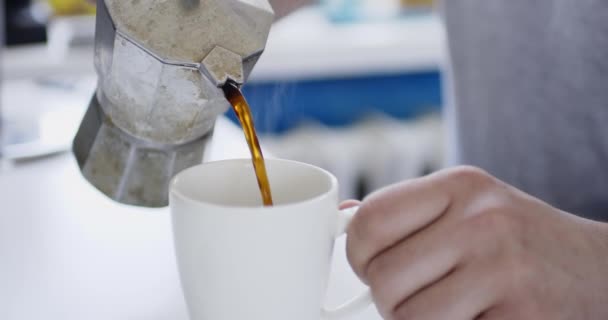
(346, 166, 498, 283)
(346, 172, 453, 283)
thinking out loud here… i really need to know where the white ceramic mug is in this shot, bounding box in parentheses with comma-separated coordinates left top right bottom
(170, 159, 371, 320)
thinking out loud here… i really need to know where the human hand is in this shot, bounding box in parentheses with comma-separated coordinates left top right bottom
(345, 167, 608, 320)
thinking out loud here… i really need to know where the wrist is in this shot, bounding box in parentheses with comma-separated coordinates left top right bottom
(588, 220, 608, 260)
(599, 221, 608, 244)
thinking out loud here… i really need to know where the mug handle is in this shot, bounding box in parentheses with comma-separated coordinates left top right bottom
(322, 206, 373, 319)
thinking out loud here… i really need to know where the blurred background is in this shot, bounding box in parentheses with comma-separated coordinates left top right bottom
(0, 0, 445, 319)
(0, 0, 446, 200)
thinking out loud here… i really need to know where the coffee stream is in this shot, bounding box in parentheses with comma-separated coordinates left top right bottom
(223, 82, 274, 206)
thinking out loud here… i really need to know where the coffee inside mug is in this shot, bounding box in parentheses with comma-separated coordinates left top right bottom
(171, 159, 336, 207)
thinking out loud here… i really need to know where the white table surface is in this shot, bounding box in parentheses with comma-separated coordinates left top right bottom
(0, 117, 380, 320)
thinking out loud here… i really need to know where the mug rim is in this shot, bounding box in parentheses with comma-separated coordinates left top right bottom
(169, 158, 339, 211)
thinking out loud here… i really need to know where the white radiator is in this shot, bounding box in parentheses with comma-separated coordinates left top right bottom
(263, 114, 444, 200)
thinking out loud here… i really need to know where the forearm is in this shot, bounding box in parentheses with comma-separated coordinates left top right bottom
(269, 0, 314, 19)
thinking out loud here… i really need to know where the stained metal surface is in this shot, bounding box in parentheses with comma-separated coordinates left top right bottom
(73, 0, 274, 207)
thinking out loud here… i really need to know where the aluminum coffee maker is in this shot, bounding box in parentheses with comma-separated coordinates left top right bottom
(73, 0, 274, 207)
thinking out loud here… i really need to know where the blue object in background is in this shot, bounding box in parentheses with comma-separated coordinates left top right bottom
(321, 0, 363, 22)
(226, 71, 442, 134)
(320, 0, 431, 23)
